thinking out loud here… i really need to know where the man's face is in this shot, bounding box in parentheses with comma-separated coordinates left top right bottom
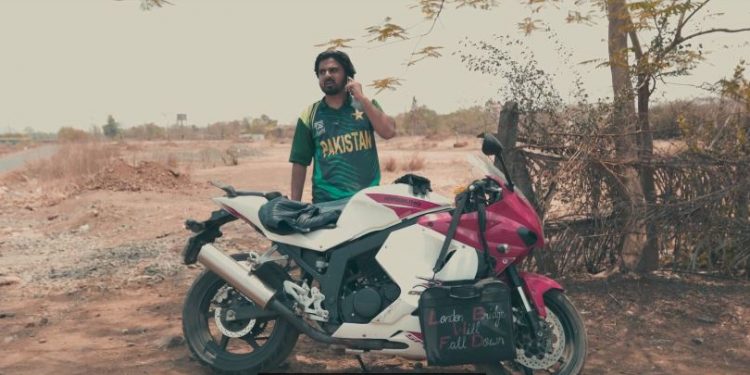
(317, 58, 347, 95)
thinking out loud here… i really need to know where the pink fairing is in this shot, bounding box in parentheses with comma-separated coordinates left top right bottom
(416, 177, 559, 317)
(366, 193, 441, 219)
(418, 178, 544, 274)
(519, 272, 563, 318)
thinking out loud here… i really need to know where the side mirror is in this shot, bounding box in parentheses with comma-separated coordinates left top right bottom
(479, 133, 504, 156)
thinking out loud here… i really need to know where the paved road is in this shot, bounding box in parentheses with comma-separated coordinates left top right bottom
(0, 144, 59, 174)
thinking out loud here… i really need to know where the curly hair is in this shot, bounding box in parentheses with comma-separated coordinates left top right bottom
(314, 50, 356, 79)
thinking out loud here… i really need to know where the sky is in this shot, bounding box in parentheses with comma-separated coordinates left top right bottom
(1, 0, 749, 133)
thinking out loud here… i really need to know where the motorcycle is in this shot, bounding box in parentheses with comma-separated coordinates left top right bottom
(180, 133, 587, 374)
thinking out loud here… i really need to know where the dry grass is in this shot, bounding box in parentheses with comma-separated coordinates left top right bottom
(404, 153, 425, 171)
(22, 143, 119, 182)
(165, 153, 178, 168)
(383, 156, 398, 172)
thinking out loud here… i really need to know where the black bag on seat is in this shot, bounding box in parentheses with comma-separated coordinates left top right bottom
(418, 278, 515, 366)
(258, 197, 341, 235)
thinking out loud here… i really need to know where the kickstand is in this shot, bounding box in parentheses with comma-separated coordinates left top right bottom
(356, 354, 369, 373)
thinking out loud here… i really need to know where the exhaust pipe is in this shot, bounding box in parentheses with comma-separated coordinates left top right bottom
(197, 243, 276, 308)
(196, 243, 408, 351)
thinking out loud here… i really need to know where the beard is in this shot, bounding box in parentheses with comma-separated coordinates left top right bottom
(321, 78, 345, 95)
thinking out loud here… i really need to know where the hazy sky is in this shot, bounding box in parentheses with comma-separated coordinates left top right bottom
(1, 0, 749, 133)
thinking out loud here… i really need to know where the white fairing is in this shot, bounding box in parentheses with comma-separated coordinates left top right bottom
(214, 184, 451, 251)
(332, 224, 480, 359)
(213, 185, 464, 360)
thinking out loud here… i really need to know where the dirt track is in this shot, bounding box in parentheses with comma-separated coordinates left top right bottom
(1, 139, 748, 374)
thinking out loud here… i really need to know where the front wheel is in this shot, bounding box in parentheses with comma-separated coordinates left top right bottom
(182, 254, 299, 374)
(477, 290, 587, 375)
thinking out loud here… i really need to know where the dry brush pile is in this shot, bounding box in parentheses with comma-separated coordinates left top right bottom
(508, 101, 750, 278)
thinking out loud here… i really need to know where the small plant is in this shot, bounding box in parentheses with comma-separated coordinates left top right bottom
(165, 153, 178, 169)
(383, 156, 397, 172)
(404, 153, 425, 171)
(221, 147, 239, 166)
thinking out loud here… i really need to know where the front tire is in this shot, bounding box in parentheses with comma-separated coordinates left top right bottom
(182, 254, 299, 374)
(477, 290, 587, 375)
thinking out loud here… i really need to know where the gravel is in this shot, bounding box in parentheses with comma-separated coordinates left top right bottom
(0, 223, 184, 295)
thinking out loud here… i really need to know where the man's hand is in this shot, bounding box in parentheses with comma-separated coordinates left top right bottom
(346, 77, 396, 139)
(345, 77, 365, 102)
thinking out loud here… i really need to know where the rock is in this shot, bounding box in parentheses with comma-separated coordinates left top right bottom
(692, 337, 704, 345)
(3, 336, 15, 344)
(0, 275, 22, 287)
(39, 317, 49, 326)
(156, 335, 185, 349)
(0, 312, 16, 319)
(77, 224, 90, 233)
(696, 316, 717, 324)
(47, 215, 59, 221)
(24, 205, 34, 211)
(38, 339, 47, 344)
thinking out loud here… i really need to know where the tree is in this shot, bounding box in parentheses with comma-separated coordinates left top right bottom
(102, 115, 121, 138)
(58, 126, 91, 142)
(395, 0, 749, 273)
(136, 0, 749, 273)
(247, 114, 278, 134)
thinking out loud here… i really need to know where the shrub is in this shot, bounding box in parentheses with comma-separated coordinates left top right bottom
(383, 156, 397, 172)
(404, 154, 425, 171)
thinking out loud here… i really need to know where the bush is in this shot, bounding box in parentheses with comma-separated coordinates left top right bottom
(383, 156, 397, 172)
(57, 127, 91, 143)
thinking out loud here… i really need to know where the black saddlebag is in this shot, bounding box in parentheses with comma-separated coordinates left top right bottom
(418, 278, 515, 366)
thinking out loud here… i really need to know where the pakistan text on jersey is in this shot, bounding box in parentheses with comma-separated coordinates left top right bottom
(319, 130, 374, 158)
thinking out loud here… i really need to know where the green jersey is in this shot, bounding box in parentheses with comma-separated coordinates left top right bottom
(289, 96, 382, 203)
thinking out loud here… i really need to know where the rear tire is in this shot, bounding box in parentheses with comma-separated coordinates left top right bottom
(476, 290, 587, 375)
(182, 254, 299, 374)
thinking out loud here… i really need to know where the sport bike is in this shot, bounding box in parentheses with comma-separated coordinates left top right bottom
(180, 134, 587, 374)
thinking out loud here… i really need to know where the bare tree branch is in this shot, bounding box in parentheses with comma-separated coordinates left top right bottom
(680, 27, 750, 45)
(680, 0, 710, 31)
(421, 0, 446, 37)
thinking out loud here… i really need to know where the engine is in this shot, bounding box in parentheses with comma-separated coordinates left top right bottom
(339, 251, 400, 324)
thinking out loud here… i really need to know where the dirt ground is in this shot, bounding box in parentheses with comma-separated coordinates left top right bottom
(0, 138, 748, 374)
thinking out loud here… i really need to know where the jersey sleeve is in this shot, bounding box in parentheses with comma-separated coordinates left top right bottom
(289, 117, 314, 166)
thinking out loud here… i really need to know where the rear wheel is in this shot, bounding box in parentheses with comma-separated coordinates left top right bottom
(182, 254, 299, 374)
(476, 290, 587, 375)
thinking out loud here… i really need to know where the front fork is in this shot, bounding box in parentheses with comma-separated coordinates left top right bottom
(506, 264, 544, 340)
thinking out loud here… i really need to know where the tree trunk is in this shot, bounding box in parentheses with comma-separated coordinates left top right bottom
(495, 101, 557, 274)
(495, 101, 539, 212)
(636, 74, 660, 272)
(607, 0, 649, 273)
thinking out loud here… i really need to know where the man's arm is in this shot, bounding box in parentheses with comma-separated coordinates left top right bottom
(360, 98, 396, 139)
(290, 163, 307, 201)
(289, 110, 315, 201)
(346, 78, 396, 139)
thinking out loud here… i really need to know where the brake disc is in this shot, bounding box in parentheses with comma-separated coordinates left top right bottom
(515, 309, 566, 370)
(212, 285, 256, 338)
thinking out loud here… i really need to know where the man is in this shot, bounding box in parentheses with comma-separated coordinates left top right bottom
(289, 50, 396, 203)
